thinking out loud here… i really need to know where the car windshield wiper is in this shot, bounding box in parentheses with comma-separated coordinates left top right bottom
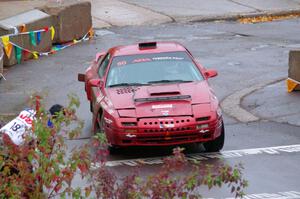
(148, 79, 193, 84)
(108, 83, 148, 88)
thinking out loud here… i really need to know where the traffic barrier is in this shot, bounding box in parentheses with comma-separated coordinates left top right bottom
(0, 1, 92, 71)
(40, 1, 92, 43)
(287, 50, 300, 92)
(0, 9, 52, 66)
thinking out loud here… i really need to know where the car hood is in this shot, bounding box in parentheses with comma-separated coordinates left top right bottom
(106, 81, 211, 117)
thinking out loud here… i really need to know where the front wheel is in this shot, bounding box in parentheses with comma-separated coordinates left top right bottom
(95, 111, 105, 134)
(203, 122, 225, 152)
(108, 145, 119, 154)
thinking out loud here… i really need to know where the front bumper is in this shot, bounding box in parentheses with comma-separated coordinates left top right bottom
(105, 116, 223, 146)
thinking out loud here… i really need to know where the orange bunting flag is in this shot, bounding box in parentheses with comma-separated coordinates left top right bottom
(1, 36, 13, 58)
(50, 26, 55, 40)
(32, 51, 39, 59)
(88, 27, 94, 38)
(286, 78, 299, 93)
(20, 24, 26, 33)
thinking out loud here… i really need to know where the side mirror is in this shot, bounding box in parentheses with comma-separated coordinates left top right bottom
(88, 79, 103, 88)
(95, 51, 106, 62)
(204, 69, 218, 79)
(78, 73, 85, 82)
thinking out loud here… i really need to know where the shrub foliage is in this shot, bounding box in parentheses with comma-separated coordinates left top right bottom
(0, 95, 247, 198)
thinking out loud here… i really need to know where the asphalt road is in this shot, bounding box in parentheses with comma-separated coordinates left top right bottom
(1, 19, 300, 198)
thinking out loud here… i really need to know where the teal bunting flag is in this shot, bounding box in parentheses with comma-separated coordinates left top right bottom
(14, 46, 22, 64)
(29, 31, 37, 46)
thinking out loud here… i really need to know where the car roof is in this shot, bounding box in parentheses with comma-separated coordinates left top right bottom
(108, 42, 188, 57)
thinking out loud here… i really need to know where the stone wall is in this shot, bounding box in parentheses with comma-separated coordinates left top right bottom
(40, 1, 92, 43)
(0, 0, 92, 68)
(0, 10, 52, 66)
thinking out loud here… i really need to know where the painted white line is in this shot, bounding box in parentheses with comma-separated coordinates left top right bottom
(91, 144, 300, 168)
(204, 190, 300, 199)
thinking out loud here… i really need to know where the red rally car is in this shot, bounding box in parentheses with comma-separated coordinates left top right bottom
(78, 42, 224, 152)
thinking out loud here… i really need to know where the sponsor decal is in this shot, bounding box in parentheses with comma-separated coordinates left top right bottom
(164, 123, 175, 128)
(97, 95, 104, 104)
(103, 117, 113, 124)
(133, 58, 151, 63)
(100, 101, 114, 115)
(107, 109, 115, 114)
(161, 110, 169, 116)
(152, 104, 173, 109)
(158, 118, 174, 121)
(100, 101, 108, 110)
(152, 56, 184, 61)
(117, 61, 127, 66)
(104, 97, 113, 107)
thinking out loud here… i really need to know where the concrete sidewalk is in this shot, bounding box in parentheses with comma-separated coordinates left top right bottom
(1, 0, 300, 28)
(242, 80, 300, 127)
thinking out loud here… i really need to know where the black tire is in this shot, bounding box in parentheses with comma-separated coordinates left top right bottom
(95, 111, 104, 134)
(90, 102, 93, 112)
(203, 122, 225, 152)
(108, 145, 119, 154)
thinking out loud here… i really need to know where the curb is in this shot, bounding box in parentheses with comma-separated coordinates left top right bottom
(220, 78, 285, 123)
(169, 9, 300, 23)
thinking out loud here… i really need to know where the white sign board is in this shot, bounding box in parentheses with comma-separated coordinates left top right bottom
(0, 109, 35, 146)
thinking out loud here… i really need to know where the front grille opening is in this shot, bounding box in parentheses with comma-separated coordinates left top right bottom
(122, 122, 137, 126)
(123, 140, 132, 144)
(196, 116, 210, 122)
(136, 133, 204, 144)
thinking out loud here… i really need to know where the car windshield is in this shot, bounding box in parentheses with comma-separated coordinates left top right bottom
(106, 51, 204, 87)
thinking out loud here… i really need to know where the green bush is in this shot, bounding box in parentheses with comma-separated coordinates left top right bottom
(0, 94, 247, 198)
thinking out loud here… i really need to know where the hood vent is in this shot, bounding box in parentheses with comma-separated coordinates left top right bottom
(135, 95, 191, 102)
(150, 91, 180, 96)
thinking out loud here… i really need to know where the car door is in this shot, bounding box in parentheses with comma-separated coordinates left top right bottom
(90, 53, 111, 111)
